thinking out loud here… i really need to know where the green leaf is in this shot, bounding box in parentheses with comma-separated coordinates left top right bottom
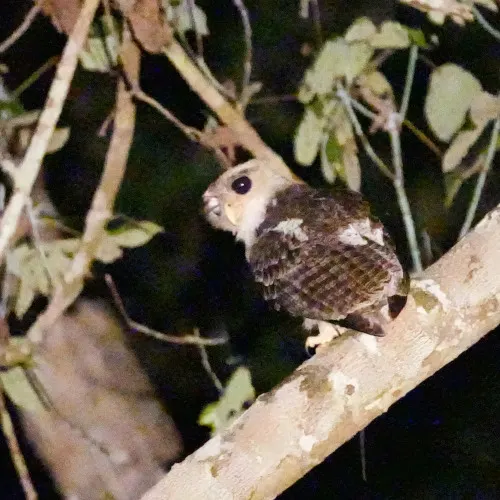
(359, 71, 393, 98)
(442, 121, 488, 172)
(96, 238, 124, 264)
(344, 17, 377, 42)
(406, 28, 428, 48)
(338, 142, 362, 191)
(107, 220, 163, 248)
(198, 366, 255, 435)
(79, 17, 119, 73)
(47, 127, 70, 154)
(299, 39, 373, 99)
(470, 91, 500, 125)
(294, 107, 325, 166)
(6, 239, 80, 318)
(164, 0, 209, 36)
(1, 367, 45, 413)
(371, 21, 410, 49)
(320, 134, 341, 184)
(425, 64, 482, 142)
(471, 0, 498, 12)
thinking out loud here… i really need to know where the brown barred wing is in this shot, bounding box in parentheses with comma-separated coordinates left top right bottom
(250, 234, 403, 335)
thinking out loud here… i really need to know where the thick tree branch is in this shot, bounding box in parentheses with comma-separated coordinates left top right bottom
(142, 203, 500, 500)
(162, 40, 290, 178)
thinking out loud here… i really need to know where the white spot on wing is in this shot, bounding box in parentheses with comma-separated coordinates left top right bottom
(338, 225, 367, 246)
(338, 218, 385, 247)
(271, 218, 308, 242)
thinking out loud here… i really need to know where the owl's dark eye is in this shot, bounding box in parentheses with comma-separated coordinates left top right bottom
(231, 175, 252, 195)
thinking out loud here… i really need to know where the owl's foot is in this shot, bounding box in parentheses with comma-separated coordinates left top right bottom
(303, 319, 348, 351)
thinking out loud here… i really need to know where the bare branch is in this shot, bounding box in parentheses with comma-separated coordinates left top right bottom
(336, 85, 395, 181)
(105, 275, 227, 347)
(0, 393, 38, 500)
(131, 88, 232, 169)
(0, 0, 101, 262)
(459, 115, 500, 239)
(194, 328, 224, 391)
(142, 202, 500, 500)
(232, 0, 253, 99)
(162, 39, 290, 177)
(26, 27, 139, 343)
(388, 113, 423, 273)
(0, 4, 41, 54)
(471, 4, 500, 42)
(186, 0, 204, 58)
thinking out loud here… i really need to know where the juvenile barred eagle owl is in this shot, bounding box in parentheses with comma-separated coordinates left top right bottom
(203, 160, 408, 339)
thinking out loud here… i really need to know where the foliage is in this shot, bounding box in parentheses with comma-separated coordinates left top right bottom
(5, 220, 163, 318)
(198, 366, 255, 436)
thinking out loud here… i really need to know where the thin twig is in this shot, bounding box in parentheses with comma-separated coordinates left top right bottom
(389, 44, 423, 272)
(132, 88, 202, 140)
(337, 85, 395, 180)
(403, 119, 442, 158)
(131, 88, 232, 169)
(105, 275, 227, 346)
(0, 0, 101, 263)
(0, 393, 38, 500)
(0, 4, 41, 54)
(194, 328, 224, 392)
(249, 94, 297, 105)
(471, 5, 500, 42)
(26, 25, 138, 344)
(349, 98, 378, 121)
(186, 0, 204, 58)
(232, 0, 253, 99)
(309, 0, 323, 47)
(359, 429, 367, 482)
(162, 39, 290, 177)
(459, 116, 500, 239)
(399, 45, 418, 121)
(388, 113, 423, 272)
(11, 57, 60, 99)
(25, 199, 58, 287)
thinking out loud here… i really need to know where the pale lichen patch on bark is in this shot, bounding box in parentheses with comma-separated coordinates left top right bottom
(328, 371, 359, 399)
(356, 334, 380, 355)
(411, 278, 451, 312)
(298, 365, 331, 400)
(299, 435, 318, 453)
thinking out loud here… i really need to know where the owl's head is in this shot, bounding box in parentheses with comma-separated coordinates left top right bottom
(203, 160, 294, 246)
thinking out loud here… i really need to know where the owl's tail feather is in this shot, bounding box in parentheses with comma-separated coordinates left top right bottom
(336, 292, 408, 337)
(388, 293, 408, 319)
(336, 313, 386, 337)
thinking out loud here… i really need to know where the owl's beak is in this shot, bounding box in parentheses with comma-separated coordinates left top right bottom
(202, 193, 222, 217)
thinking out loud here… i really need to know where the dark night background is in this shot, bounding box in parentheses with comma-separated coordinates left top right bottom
(0, 0, 499, 498)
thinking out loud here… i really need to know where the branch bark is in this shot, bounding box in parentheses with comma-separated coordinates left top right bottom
(162, 40, 290, 178)
(142, 203, 500, 500)
(0, 0, 100, 262)
(27, 27, 139, 344)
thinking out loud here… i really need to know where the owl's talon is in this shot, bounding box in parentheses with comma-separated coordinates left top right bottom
(304, 320, 346, 352)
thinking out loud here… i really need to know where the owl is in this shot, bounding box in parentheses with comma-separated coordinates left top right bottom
(203, 160, 408, 340)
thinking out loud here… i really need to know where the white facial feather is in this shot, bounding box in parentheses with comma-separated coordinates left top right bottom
(203, 160, 294, 250)
(235, 194, 271, 248)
